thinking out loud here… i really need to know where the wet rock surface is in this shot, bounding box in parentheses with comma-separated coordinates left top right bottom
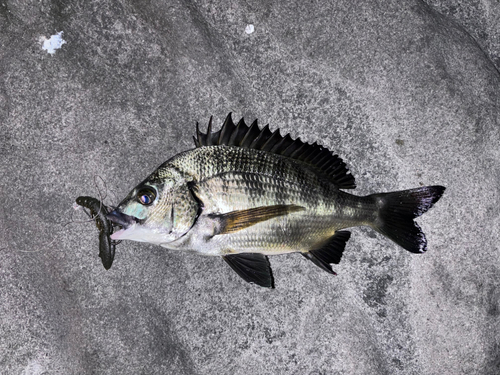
(1, 1, 499, 374)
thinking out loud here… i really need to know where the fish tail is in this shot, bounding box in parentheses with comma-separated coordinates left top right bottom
(369, 186, 445, 253)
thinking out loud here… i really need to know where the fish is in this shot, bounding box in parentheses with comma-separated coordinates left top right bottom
(106, 114, 445, 288)
(76, 196, 116, 270)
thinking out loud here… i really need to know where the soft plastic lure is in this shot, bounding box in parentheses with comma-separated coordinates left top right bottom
(76, 196, 116, 270)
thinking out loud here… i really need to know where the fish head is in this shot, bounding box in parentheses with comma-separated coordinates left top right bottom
(107, 166, 199, 245)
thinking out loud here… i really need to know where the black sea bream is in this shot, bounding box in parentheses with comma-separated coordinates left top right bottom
(106, 114, 445, 287)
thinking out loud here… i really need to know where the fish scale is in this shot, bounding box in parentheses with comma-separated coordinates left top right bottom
(149, 145, 371, 255)
(189, 166, 339, 254)
(106, 114, 445, 288)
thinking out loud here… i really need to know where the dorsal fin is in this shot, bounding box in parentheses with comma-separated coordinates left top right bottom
(194, 113, 356, 189)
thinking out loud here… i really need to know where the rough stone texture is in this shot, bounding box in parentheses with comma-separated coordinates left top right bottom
(1, 1, 499, 374)
(423, 0, 500, 70)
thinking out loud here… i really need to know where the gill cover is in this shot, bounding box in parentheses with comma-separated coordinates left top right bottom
(108, 171, 200, 245)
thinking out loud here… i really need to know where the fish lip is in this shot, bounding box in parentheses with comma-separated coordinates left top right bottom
(106, 209, 140, 229)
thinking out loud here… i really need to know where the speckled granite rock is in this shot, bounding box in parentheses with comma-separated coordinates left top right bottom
(1, 1, 499, 374)
(424, 0, 500, 70)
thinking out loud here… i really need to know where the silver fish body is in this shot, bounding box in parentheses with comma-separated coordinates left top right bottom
(153, 146, 370, 255)
(107, 114, 445, 287)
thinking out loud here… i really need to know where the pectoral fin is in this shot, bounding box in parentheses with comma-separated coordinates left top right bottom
(223, 253, 274, 288)
(213, 204, 305, 234)
(302, 231, 351, 274)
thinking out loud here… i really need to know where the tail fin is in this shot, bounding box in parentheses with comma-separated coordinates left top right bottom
(370, 186, 445, 253)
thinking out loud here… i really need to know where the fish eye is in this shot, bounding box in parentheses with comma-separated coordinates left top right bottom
(136, 187, 156, 206)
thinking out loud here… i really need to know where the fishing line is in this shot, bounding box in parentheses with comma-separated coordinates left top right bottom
(64, 175, 109, 227)
(2, 175, 115, 254)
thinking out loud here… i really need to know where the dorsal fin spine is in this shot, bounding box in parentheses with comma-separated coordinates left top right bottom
(240, 120, 259, 148)
(281, 138, 303, 157)
(270, 133, 292, 154)
(249, 125, 272, 149)
(289, 142, 308, 159)
(206, 116, 213, 146)
(195, 122, 202, 147)
(316, 154, 332, 169)
(218, 115, 235, 145)
(234, 118, 247, 146)
(228, 119, 243, 146)
(228, 119, 246, 146)
(261, 129, 281, 152)
(313, 152, 331, 166)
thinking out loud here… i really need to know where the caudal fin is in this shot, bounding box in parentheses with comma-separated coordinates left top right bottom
(370, 186, 445, 253)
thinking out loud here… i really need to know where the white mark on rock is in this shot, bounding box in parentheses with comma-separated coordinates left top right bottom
(22, 359, 46, 375)
(41, 31, 66, 54)
(245, 24, 255, 34)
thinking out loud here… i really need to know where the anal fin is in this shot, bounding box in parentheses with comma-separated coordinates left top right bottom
(223, 253, 274, 288)
(302, 231, 351, 274)
(214, 204, 305, 234)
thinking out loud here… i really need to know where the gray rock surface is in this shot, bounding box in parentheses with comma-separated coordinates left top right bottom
(1, 1, 499, 374)
(423, 0, 500, 70)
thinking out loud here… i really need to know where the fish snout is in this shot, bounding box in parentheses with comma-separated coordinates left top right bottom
(106, 209, 139, 228)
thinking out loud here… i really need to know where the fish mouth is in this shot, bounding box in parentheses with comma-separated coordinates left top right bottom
(106, 210, 140, 240)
